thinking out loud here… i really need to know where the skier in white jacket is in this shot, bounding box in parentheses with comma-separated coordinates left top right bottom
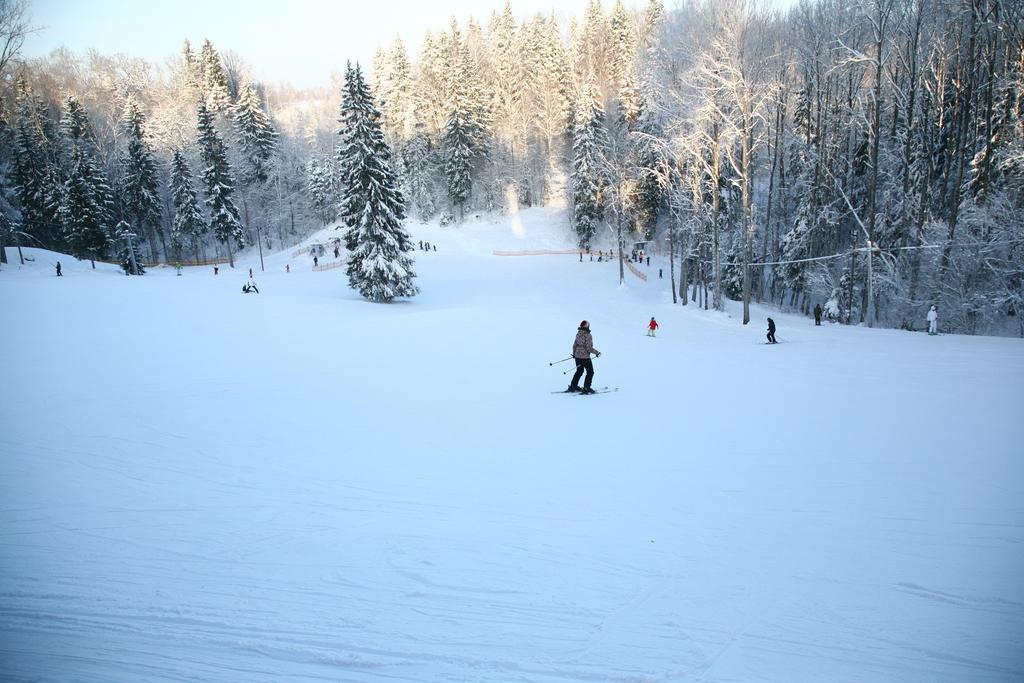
(927, 305, 938, 335)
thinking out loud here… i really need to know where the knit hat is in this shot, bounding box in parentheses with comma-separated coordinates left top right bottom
(579, 320, 589, 329)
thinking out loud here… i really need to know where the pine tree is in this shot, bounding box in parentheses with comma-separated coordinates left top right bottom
(60, 146, 111, 266)
(404, 119, 438, 221)
(196, 102, 244, 263)
(571, 82, 611, 249)
(307, 156, 337, 226)
(200, 39, 233, 111)
(169, 150, 207, 259)
(233, 81, 277, 185)
(10, 80, 61, 248)
(120, 98, 163, 261)
(58, 95, 115, 266)
(336, 63, 417, 302)
(114, 220, 145, 275)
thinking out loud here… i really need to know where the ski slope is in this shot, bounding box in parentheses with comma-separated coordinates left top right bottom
(2, 209, 1023, 682)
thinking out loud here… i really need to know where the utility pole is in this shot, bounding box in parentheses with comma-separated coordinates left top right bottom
(127, 231, 139, 275)
(256, 222, 265, 272)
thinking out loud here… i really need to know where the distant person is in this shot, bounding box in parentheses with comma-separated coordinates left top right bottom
(248, 267, 253, 278)
(176, 262, 183, 276)
(927, 305, 938, 335)
(646, 256, 650, 266)
(242, 280, 259, 294)
(767, 317, 777, 344)
(814, 304, 822, 326)
(647, 317, 659, 337)
(567, 320, 600, 394)
(286, 264, 290, 273)
(658, 268, 662, 279)
(313, 256, 318, 267)
(214, 265, 219, 275)
(433, 244, 436, 252)
(334, 246, 340, 258)
(419, 240, 423, 250)
(55, 261, 62, 277)
(590, 254, 593, 261)
(580, 251, 583, 262)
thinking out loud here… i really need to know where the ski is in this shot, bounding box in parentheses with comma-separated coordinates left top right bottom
(552, 386, 617, 394)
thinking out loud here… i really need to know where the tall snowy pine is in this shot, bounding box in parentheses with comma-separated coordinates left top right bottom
(120, 98, 163, 262)
(233, 82, 277, 185)
(196, 102, 245, 264)
(59, 95, 115, 267)
(571, 82, 611, 249)
(169, 150, 207, 259)
(11, 80, 61, 249)
(336, 63, 417, 303)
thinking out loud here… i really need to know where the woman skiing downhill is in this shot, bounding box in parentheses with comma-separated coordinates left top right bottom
(568, 320, 600, 394)
(767, 317, 777, 343)
(647, 317, 659, 337)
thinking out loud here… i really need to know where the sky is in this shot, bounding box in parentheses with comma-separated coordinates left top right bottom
(22, 0, 799, 90)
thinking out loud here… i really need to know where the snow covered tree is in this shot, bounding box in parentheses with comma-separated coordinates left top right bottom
(336, 62, 417, 302)
(120, 98, 163, 261)
(571, 81, 611, 249)
(60, 145, 111, 266)
(403, 119, 438, 221)
(169, 150, 206, 260)
(196, 102, 244, 265)
(10, 80, 61, 249)
(58, 94, 115, 267)
(200, 39, 233, 111)
(307, 156, 336, 226)
(233, 81, 277, 185)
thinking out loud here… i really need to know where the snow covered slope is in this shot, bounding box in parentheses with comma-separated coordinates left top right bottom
(2, 210, 1022, 682)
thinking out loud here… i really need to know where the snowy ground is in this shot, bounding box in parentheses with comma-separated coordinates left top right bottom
(2, 209, 1023, 682)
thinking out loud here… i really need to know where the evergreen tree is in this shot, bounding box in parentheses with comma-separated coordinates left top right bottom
(233, 81, 277, 185)
(10, 80, 61, 248)
(120, 98, 163, 261)
(404, 119, 438, 221)
(307, 156, 336, 226)
(114, 219, 145, 275)
(196, 102, 244, 262)
(60, 146, 111, 266)
(169, 150, 207, 259)
(58, 95, 115, 266)
(571, 82, 611, 249)
(444, 102, 474, 217)
(200, 39, 233, 111)
(336, 63, 417, 302)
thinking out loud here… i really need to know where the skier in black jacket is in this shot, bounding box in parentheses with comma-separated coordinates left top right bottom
(767, 317, 777, 343)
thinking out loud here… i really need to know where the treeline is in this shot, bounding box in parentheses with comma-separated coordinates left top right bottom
(1, 0, 1021, 333)
(0, 31, 314, 271)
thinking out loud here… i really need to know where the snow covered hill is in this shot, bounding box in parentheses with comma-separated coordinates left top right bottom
(2, 209, 1022, 682)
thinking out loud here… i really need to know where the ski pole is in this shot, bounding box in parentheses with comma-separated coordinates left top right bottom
(549, 356, 573, 366)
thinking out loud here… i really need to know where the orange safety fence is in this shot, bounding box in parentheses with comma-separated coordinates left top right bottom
(313, 258, 346, 272)
(492, 249, 582, 256)
(623, 258, 648, 282)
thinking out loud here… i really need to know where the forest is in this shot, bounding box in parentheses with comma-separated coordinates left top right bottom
(1, 0, 1021, 334)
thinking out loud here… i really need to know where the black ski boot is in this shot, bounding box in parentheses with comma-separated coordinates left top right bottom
(566, 385, 580, 393)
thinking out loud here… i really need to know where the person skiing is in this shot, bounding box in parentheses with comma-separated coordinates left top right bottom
(568, 320, 601, 394)
(55, 261, 62, 277)
(814, 304, 822, 326)
(248, 267, 253, 278)
(647, 317, 659, 337)
(286, 264, 290, 273)
(313, 255, 318, 267)
(927, 305, 938, 335)
(214, 265, 219, 275)
(767, 317, 777, 344)
(176, 262, 183, 276)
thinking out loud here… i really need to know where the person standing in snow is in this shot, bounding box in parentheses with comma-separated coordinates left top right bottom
(313, 255, 318, 267)
(214, 265, 219, 275)
(767, 317, 777, 343)
(647, 317, 659, 337)
(55, 261, 62, 276)
(568, 320, 601, 394)
(814, 304, 822, 326)
(286, 264, 290, 273)
(927, 305, 938, 335)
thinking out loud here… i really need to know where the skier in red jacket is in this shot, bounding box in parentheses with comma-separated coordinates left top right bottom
(647, 317, 659, 337)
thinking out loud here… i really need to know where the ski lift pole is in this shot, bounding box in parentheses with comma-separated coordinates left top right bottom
(256, 223, 265, 272)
